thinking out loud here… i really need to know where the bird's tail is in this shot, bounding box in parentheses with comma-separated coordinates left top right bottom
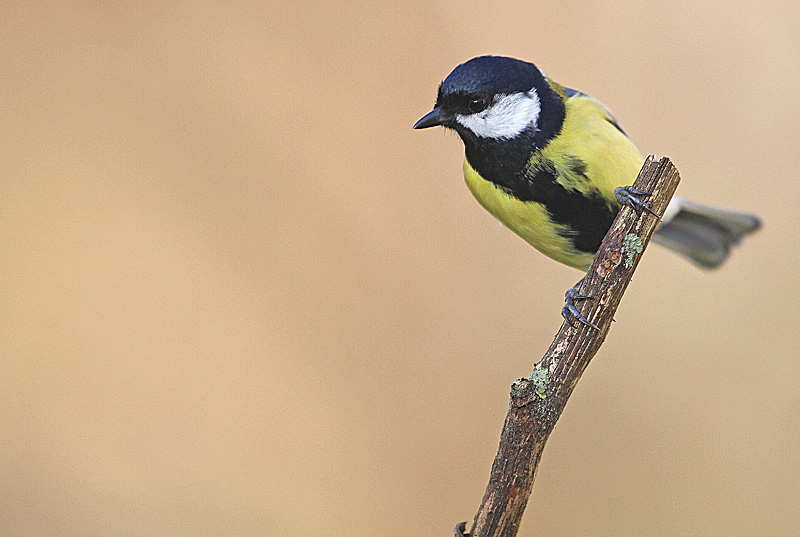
(652, 198, 762, 269)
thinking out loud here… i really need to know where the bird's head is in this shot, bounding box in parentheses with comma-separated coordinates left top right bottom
(414, 56, 562, 146)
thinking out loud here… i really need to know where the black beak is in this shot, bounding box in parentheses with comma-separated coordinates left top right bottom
(413, 107, 445, 129)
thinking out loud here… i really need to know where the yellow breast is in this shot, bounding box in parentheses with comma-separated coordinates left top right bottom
(462, 92, 644, 271)
(463, 159, 595, 270)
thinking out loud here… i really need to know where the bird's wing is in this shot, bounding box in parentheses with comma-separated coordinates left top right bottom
(563, 86, 629, 138)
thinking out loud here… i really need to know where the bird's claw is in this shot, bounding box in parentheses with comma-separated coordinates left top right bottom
(562, 285, 599, 330)
(614, 185, 660, 219)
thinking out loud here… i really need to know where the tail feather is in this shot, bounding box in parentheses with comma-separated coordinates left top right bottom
(653, 198, 762, 269)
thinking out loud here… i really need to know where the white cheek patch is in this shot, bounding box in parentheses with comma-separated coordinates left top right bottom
(455, 90, 541, 140)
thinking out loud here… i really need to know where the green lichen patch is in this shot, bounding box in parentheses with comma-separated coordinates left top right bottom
(530, 361, 550, 400)
(622, 233, 644, 268)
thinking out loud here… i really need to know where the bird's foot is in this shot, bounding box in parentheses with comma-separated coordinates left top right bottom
(614, 185, 660, 219)
(561, 280, 599, 330)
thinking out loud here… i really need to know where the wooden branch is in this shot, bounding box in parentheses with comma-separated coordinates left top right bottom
(460, 156, 681, 537)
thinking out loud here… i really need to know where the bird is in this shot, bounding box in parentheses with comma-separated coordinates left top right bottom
(413, 55, 761, 329)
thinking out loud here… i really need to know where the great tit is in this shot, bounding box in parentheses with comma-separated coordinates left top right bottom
(414, 55, 761, 328)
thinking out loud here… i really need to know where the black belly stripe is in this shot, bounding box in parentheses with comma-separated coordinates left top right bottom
(489, 158, 618, 254)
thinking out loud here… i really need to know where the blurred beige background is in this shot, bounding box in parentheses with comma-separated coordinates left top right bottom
(2, 1, 798, 536)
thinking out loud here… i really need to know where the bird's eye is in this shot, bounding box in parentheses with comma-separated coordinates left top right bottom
(468, 98, 488, 113)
